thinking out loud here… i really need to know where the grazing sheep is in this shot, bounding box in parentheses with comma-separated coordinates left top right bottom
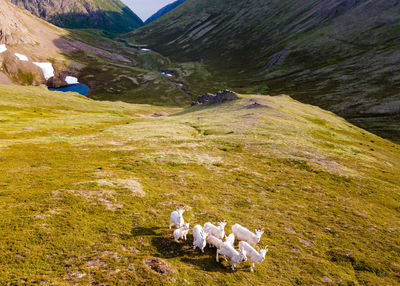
(225, 233, 235, 245)
(169, 208, 185, 229)
(207, 235, 231, 261)
(239, 241, 268, 272)
(173, 223, 190, 243)
(207, 233, 234, 249)
(232, 224, 264, 245)
(204, 222, 227, 240)
(216, 242, 247, 270)
(193, 224, 207, 253)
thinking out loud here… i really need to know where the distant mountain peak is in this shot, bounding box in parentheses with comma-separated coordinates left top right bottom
(145, 0, 186, 24)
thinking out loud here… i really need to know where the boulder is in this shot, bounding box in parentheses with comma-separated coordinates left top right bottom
(193, 89, 238, 105)
(46, 75, 68, 88)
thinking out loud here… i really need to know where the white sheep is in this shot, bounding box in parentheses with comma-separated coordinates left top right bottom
(169, 208, 185, 229)
(216, 242, 247, 270)
(193, 224, 207, 253)
(207, 233, 234, 249)
(225, 233, 235, 245)
(173, 223, 190, 243)
(207, 234, 223, 249)
(239, 241, 268, 272)
(232, 224, 264, 245)
(203, 222, 227, 240)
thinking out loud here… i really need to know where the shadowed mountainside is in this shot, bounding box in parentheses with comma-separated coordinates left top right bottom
(126, 0, 400, 142)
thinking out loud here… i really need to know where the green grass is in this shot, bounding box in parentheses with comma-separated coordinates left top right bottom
(0, 86, 399, 285)
(17, 69, 35, 86)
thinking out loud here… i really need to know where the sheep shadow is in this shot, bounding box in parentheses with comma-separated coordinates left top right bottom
(131, 226, 162, 237)
(125, 225, 248, 273)
(151, 236, 235, 273)
(151, 234, 194, 258)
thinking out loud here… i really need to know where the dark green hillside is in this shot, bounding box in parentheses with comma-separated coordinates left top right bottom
(126, 0, 400, 142)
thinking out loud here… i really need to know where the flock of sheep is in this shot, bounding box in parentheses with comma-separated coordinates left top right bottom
(169, 208, 268, 271)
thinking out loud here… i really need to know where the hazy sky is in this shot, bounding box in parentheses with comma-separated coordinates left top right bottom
(121, 0, 176, 21)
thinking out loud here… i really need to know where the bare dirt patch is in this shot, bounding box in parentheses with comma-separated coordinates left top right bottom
(96, 178, 145, 197)
(144, 258, 175, 275)
(57, 178, 144, 210)
(53, 189, 122, 210)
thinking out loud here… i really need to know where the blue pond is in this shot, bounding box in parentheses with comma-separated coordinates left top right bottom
(50, 84, 90, 96)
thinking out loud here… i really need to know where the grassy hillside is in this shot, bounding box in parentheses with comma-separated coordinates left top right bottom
(126, 0, 400, 143)
(0, 85, 399, 284)
(64, 29, 195, 106)
(10, 0, 143, 37)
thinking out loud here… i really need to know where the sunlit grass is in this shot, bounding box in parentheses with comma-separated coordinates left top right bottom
(0, 86, 399, 284)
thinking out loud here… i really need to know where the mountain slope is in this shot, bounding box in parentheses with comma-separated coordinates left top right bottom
(145, 0, 186, 24)
(0, 85, 399, 284)
(0, 0, 193, 107)
(126, 0, 400, 142)
(9, 0, 143, 36)
(0, 0, 76, 85)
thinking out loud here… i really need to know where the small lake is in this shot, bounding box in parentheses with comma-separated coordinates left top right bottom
(50, 84, 90, 96)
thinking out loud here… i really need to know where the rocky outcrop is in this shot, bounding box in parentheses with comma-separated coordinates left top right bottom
(193, 89, 238, 105)
(46, 74, 67, 88)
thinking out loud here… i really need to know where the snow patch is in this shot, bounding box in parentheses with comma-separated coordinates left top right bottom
(161, 71, 174, 77)
(15, 53, 29, 61)
(33, 62, 54, 80)
(139, 48, 151, 51)
(0, 44, 7, 53)
(65, 76, 79, 84)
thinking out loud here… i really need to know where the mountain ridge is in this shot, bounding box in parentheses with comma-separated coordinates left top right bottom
(9, 0, 143, 36)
